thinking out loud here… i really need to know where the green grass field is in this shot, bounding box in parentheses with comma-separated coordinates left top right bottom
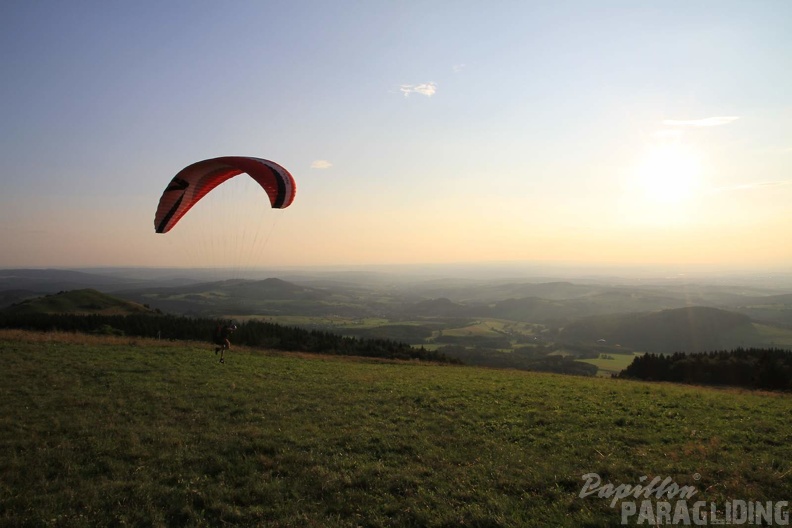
(579, 353, 643, 378)
(440, 320, 506, 337)
(1, 330, 791, 527)
(753, 323, 792, 348)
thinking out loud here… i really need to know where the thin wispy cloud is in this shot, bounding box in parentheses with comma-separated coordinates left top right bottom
(311, 160, 333, 169)
(710, 180, 792, 193)
(662, 116, 740, 127)
(399, 82, 437, 97)
(452, 63, 466, 73)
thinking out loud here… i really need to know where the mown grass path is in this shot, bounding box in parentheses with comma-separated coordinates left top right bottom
(1, 330, 790, 527)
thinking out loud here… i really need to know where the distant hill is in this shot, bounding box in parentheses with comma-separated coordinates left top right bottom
(0, 268, 144, 292)
(725, 293, 792, 327)
(0, 268, 207, 294)
(489, 297, 568, 322)
(117, 278, 336, 317)
(223, 278, 327, 300)
(405, 280, 602, 303)
(0, 290, 42, 309)
(488, 288, 689, 324)
(1, 289, 154, 316)
(123, 278, 327, 300)
(412, 298, 471, 317)
(562, 306, 757, 354)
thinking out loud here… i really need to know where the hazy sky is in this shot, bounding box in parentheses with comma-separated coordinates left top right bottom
(2, 1, 791, 271)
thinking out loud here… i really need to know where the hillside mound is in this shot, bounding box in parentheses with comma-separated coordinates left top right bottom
(1, 289, 153, 315)
(562, 306, 756, 353)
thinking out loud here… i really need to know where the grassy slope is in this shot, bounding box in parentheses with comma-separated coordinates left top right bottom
(1, 330, 791, 527)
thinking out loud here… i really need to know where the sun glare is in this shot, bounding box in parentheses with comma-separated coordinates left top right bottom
(635, 144, 702, 205)
(620, 143, 705, 227)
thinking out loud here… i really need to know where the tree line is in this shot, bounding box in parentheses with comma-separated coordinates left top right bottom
(0, 312, 459, 364)
(617, 348, 792, 391)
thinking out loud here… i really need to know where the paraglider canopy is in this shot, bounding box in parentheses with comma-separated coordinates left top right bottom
(154, 156, 296, 234)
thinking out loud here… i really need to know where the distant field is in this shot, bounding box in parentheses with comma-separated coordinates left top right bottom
(579, 352, 643, 377)
(440, 320, 505, 337)
(2, 329, 791, 527)
(246, 315, 396, 329)
(753, 323, 792, 347)
(229, 316, 534, 339)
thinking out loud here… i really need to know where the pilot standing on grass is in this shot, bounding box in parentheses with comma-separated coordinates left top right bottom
(213, 323, 237, 364)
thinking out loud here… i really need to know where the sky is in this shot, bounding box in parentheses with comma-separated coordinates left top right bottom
(2, 0, 791, 272)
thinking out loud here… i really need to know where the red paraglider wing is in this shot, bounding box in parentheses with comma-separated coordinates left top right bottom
(154, 157, 296, 233)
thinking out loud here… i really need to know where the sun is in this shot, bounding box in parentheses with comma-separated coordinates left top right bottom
(619, 142, 705, 227)
(634, 143, 702, 205)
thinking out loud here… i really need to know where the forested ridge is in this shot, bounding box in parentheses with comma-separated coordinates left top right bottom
(618, 348, 792, 391)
